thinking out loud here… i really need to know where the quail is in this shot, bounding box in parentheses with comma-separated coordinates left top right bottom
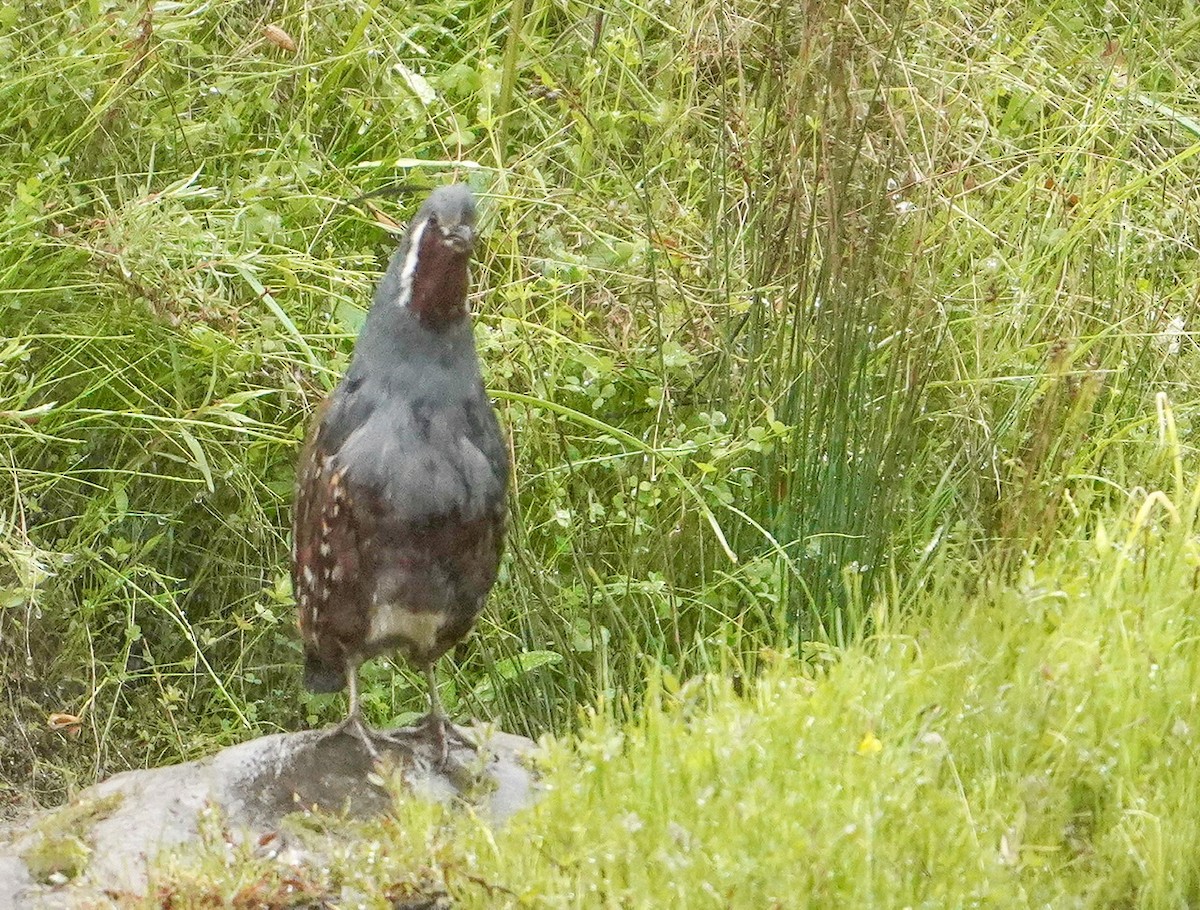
(292, 184, 509, 763)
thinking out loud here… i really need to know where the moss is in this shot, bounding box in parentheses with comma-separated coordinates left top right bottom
(21, 792, 123, 884)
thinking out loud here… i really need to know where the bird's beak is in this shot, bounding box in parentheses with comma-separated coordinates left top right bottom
(446, 224, 475, 254)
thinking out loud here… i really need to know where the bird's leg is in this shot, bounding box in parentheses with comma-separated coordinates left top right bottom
(323, 664, 384, 761)
(421, 664, 476, 767)
(424, 665, 450, 766)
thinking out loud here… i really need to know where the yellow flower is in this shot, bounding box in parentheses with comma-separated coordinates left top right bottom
(857, 732, 883, 755)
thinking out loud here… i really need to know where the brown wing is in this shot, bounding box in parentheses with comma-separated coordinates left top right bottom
(292, 400, 372, 691)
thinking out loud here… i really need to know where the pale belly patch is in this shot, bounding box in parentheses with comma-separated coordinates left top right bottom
(367, 602, 446, 656)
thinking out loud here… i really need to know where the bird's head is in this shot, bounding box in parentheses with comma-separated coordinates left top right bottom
(398, 184, 478, 328)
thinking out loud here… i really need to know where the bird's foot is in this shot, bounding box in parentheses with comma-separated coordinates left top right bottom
(321, 712, 402, 763)
(420, 712, 478, 771)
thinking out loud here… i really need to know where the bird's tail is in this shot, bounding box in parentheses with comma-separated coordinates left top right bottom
(303, 650, 346, 694)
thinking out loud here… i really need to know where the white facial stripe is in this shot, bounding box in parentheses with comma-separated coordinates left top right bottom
(397, 217, 429, 307)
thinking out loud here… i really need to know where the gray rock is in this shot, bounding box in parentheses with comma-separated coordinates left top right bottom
(0, 725, 538, 909)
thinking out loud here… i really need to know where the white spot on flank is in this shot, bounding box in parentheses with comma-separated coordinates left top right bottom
(303, 567, 315, 586)
(319, 542, 331, 556)
(397, 218, 429, 308)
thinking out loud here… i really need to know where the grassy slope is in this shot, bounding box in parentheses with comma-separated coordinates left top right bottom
(3, 0, 1200, 903)
(150, 496, 1200, 907)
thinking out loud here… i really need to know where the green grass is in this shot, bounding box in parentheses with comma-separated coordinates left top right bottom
(142, 491, 1200, 906)
(3, 0, 1200, 899)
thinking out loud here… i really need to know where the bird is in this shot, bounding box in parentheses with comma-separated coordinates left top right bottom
(291, 184, 509, 764)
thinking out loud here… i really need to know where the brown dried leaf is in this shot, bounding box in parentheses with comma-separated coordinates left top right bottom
(48, 712, 82, 736)
(369, 204, 401, 230)
(263, 23, 297, 54)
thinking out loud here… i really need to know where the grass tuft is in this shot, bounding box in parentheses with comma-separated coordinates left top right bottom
(135, 491, 1200, 906)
